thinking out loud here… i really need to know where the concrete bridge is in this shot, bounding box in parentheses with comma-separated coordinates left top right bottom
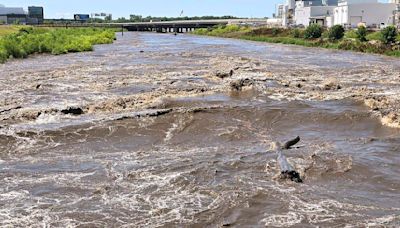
(116, 19, 270, 33)
(39, 19, 272, 33)
(118, 20, 229, 33)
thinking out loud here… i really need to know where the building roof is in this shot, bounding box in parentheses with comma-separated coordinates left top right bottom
(0, 7, 26, 16)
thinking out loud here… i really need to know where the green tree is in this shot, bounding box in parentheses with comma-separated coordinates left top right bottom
(381, 26, 398, 44)
(291, 28, 302, 38)
(356, 26, 368, 42)
(129, 14, 143, 22)
(328, 25, 345, 41)
(104, 15, 112, 22)
(304, 24, 323, 39)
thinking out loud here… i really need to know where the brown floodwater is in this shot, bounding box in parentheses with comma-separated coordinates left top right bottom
(0, 33, 399, 227)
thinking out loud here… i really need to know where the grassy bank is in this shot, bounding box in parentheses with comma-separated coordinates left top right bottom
(0, 25, 29, 36)
(193, 25, 400, 57)
(0, 27, 116, 63)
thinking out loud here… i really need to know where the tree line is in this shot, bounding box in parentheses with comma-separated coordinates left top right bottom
(105, 15, 240, 23)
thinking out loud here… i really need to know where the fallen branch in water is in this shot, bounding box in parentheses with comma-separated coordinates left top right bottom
(271, 137, 303, 183)
(282, 136, 301, 150)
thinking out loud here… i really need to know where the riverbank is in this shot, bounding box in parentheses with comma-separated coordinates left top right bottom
(0, 26, 116, 63)
(193, 25, 400, 57)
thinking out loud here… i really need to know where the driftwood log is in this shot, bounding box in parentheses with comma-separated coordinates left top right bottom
(282, 136, 301, 150)
(271, 136, 303, 183)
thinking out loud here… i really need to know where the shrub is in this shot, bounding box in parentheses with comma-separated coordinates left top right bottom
(304, 24, 323, 39)
(338, 39, 387, 54)
(0, 28, 116, 63)
(290, 28, 303, 38)
(356, 26, 368, 42)
(271, 28, 280, 36)
(2, 35, 27, 58)
(381, 26, 398, 44)
(193, 28, 208, 35)
(207, 25, 240, 36)
(322, 30, 329, 39)
(0, 47, 8, 63)
(328, 25, 345, 41)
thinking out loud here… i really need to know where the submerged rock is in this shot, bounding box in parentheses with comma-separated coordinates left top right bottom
(230, 78, 254, 91)
(215, 69, 234, 79)
(322, 78, 342, 91)
(382, 112, 400, 128)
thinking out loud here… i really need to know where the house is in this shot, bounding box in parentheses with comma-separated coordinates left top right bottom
(333, 0, 397, 28)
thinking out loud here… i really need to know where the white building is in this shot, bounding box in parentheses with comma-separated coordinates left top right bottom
(389, 0, 400, 26)
(278, 0, 398, 28)
(281, 0, 296, 27)
(294, 1, 336, 27)
(334, 0, 396, 28)
(0, 5, 27, 24)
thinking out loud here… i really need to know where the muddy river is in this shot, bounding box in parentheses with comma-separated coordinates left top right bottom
(0, 33, 400, 227)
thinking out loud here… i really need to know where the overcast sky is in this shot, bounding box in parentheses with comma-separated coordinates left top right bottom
(0, 0, 390, 19)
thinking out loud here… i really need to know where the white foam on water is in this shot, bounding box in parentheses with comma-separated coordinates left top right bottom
(0, 190, 29, 201)
(262, 212, 304, 227)
(0, 126, 39, 152)
(35, 113, 62, 125)
(359, 214, 400, 227)
(164, 123, 179, 142)
(163, 114, 193, 143)
(268, 92, 307, 102)
(107, 125, 117, 137)
(137, 116, 156, 128)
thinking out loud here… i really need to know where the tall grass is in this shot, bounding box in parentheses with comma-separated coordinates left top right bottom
(0, 27, 116, 63)
(193, 25, 251, 37)
(0, 25, 28, 37)
(193, 26, 400, 58)
(366, 31, 382, 41)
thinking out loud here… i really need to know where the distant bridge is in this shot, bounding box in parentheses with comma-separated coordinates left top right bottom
(38, 19, 275, 33)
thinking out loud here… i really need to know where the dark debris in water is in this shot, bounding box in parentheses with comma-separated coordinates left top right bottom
(215, 69, 234, 79)
(0, 106, 22, 114)
(115, 109, 173, 120)
(60, 107, 84, 115)
(230, 78, 254, 91)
